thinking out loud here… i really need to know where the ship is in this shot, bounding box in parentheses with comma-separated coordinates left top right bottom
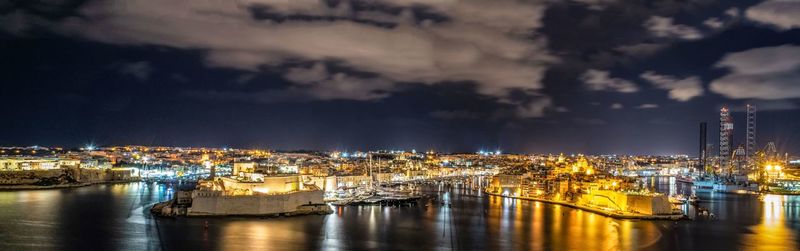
(712, 181, 759, 194)
(675, 174, 694, 184)
(692, 178, 715, 192)
(692, 176, 758, 194)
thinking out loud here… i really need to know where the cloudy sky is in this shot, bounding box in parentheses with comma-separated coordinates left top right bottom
(2, 0, 800, 155)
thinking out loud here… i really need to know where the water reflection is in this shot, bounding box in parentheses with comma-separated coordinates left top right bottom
(483, 189, 664, 250)
(0, 182, 799, 250)
(740, 195, 799, 251)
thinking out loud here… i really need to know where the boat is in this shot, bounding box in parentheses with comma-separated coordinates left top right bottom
(330, 198, 353, 206)
(669, 194, 688, 204)
(675, 175, 694, 184)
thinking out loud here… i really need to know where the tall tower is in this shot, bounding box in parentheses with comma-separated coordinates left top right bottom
(699, 122, 707, 173)
(720, 106, 733, 174)
(746, 104, 757, 162)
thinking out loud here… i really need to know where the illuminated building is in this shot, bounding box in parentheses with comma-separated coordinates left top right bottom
(0, 158, 60, 171)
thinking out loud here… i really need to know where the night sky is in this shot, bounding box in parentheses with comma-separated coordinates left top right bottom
(2, 0, 800, 155)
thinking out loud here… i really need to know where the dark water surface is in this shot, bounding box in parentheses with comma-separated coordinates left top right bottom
(1, 178, 799, 250)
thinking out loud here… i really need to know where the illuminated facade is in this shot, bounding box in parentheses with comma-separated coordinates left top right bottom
(0, 158, 60, 171)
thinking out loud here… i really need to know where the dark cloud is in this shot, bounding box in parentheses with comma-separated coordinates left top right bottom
(746, 0, 800, 30)
(640, 71, 703, 101)
(710, 45, 800, 100)
(644, 16, 703, 40)
(636, 104, 660, 109)
(47, 0, 554, 111)
(118, 61, 153, 81)
(580, 69, 639, 93)
(1, 0, 799, 154)
(429, 110, 481, 120)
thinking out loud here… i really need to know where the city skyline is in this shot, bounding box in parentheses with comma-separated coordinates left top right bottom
(4, 1, 800, 251)
(3, 1, 800, 155)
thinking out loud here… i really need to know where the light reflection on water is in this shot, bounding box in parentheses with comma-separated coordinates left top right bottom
(741, 194, 799, 251)
(0, 180, 798, 250)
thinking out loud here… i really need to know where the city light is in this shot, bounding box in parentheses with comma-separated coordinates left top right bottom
(4, 0, 800, 249)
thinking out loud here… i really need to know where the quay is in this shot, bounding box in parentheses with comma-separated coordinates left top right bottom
(0, 167, 140, 190)
(484, 189, 687, 220)
(0, 180, 139, 191)
(0, 183, 92, 190)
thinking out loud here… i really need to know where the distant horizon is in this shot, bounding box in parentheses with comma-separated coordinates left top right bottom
(1, 143, 794, 157)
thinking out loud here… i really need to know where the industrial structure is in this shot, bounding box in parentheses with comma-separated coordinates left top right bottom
(699, 122, 707, 173)
(746, 104, 757, 165)
(719, 106, 733, 174)
(716, 104, 758, 175)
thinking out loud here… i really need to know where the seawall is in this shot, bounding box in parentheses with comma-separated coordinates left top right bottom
(484, 190, 686, 220)
(0, 168, 138, 190)
(177, 190, 331, 217)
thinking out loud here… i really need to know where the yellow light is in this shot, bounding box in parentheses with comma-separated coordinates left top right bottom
(775, 165, 782, 171)
(612, 181, 618, 187)
(572, 165, 579, 173)
(585, 168, 593, 175)
(766, 165, 773, 171)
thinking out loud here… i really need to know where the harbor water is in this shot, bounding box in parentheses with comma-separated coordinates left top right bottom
(0, 178, 798, 250)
